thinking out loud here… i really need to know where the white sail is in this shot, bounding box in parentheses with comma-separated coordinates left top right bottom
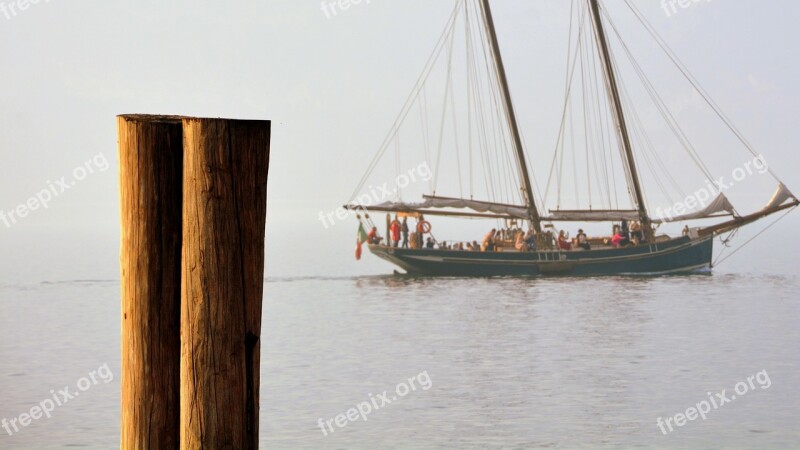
(655, 194, 736, 223)
(762, 183, 796, 210)
(545, 210, 640, 222)
(366, 197, 529, 219)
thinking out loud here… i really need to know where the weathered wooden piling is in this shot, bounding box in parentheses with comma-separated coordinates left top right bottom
(180, 118, 271, 449)
(118, 115, 184, 449)
(119, 115, 270, 449)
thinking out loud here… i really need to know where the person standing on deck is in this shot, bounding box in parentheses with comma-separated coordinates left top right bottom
(514, 230, 526, 251)
(524, 229, 537, 251)
(481, 228, 497, 252)
(611, 229, 629, 248)
(557, 230, 572, 250)
(576, 229, 591, 250)
(401, 217, 409, 248)
(629, 221, 643, 242)
(416, 215, 427, 248)
(390, 216, 401, 248)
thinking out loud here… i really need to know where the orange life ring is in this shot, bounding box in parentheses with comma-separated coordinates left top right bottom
(419, 220, 432, 234)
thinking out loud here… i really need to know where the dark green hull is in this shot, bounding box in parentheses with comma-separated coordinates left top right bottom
(369, 235, 713, 276)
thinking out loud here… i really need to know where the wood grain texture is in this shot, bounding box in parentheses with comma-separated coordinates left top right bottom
(180, 118, 270, 450)
(118, 115, 184, 450)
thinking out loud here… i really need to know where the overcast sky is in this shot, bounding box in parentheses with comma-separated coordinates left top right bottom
(1, 0, 798, 268)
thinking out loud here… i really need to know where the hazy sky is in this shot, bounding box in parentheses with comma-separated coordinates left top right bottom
(1, 0, 798, 265)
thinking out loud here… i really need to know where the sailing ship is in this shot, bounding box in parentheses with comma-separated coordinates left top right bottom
(345, 0, 798, 276)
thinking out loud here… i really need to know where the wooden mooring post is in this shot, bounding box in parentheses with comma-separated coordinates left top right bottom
(180, 118, 270, 449)
(119, 115, 184, 449)
(119, 115, 271, 450)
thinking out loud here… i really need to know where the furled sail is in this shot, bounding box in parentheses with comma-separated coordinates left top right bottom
(654, 193, 736, 223)
(420, 196, 529, 218)
(762, 183, 796, 210)
(346, 196, 529, 219)
(545, 210, 640, 222)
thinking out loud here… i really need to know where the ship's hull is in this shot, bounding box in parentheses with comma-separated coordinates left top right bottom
(368, 235, 713, 276)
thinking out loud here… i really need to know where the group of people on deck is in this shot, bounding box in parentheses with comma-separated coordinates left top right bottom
(388, 216, 411, 248)
(372, 215, 649, 251)
(387, 215, 435, 249)
(482, 228, 537, 252)
(609, 219, 647, 248)
(556, 229, 591, 251)
(553, 220, 648, 251)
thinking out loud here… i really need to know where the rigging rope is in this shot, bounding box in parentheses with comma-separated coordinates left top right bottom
(578, 26, 593, 208)
(586, 6, 639, 211)
(586, 27, 614, 209)
(602, 9, 716, 186)
(432, 11, 460, 194)
(348, 1, 463, 203)
(394, 129, 401, 199)
(712, 206, 796, 267)
(419, 87, 433, 192)
(464, 0, 474, 198)
(622, 0, 784, 183)
(463, 4, 497, 202)
(449, 77, 465, 198)
(544, 2, 588, 209)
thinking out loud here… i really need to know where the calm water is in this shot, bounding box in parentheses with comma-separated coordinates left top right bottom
(1, 221, 799, 449)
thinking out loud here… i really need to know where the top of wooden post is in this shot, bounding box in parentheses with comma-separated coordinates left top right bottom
(118, 114, 270, 125)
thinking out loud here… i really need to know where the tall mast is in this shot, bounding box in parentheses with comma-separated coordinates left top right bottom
(588, 0, 652, 236)
(479, 0, 542, 233)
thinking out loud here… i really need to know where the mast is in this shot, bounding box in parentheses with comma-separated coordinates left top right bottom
(479, 0, 542, 233)
(588, 0, 652, 237)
